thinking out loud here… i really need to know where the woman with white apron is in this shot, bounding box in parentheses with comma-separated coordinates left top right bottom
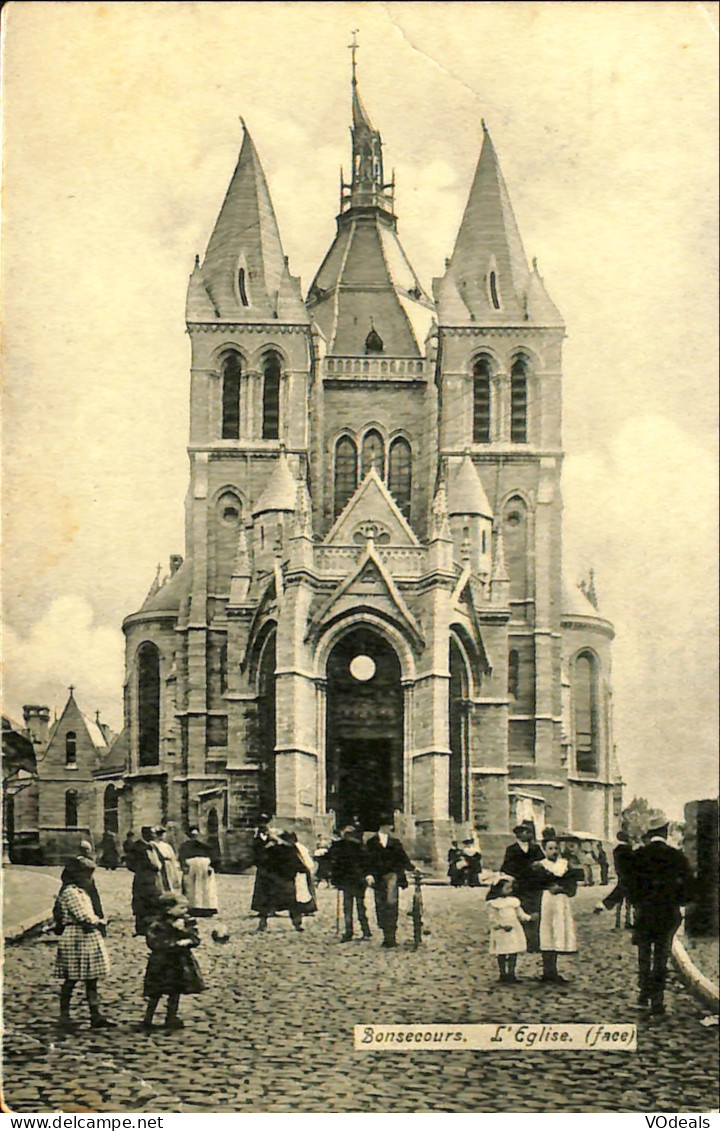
(179, 827, 219, 917)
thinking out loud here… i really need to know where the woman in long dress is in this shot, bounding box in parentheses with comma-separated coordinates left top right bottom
(153, 827, 183, 891)
(533, 834, 583, 984)
(54, 857, 113, 1029)
(179, 827, 219, 917)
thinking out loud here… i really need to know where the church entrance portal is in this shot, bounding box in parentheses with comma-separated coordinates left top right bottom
(326, 628, 403, 831)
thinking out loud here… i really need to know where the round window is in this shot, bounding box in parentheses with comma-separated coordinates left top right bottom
(349, 655, 376, 682)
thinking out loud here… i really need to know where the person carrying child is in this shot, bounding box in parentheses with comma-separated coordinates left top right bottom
(486, 874, 535, 983)
(141, 892, 206, 1032)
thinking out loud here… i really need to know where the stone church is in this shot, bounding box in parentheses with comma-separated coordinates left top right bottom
(114, 65, 622, 865)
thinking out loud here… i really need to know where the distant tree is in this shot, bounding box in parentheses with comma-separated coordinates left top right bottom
(621, 796, 666, 844)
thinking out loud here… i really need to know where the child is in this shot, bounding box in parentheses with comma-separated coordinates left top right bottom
(54, 856, 113, 1030)
(532, 835, 583, 984)
(486, 875, 534, 983)
(141, 893, 206, 1032)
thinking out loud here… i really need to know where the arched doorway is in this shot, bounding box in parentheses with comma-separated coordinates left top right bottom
(326, 627, 403, 830)
(103, 785, 119, 833)
(257, 632, 277, 816)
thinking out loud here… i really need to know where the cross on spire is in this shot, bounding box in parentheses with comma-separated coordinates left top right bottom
(349, 29, 359, 84)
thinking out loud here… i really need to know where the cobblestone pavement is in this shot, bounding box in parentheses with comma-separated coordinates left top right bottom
(3, 870, 718, 1114)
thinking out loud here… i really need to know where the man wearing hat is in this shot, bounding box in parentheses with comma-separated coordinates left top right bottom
(594, 829, 635, 928)
(322, 826, 372, 942)
(499, 820, 545, 952)
(625, 815, 694, 1016)
(365, 818, 414, 948)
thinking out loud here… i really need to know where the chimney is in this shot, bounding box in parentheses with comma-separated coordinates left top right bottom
(22, 705, 51, 747)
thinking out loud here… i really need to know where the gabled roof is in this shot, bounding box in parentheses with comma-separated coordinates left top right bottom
(187, 125, 308, 325)
(324, 467, 420, 547)
(306, 541, 423, 647)
(48, 692, 109, 753)
(252, 449, 298, 516)
(94, 728, 128, 777)
(447, 455, 493, 518)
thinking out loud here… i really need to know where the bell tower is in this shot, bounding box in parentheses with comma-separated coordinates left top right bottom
(434, 122, 567, 814)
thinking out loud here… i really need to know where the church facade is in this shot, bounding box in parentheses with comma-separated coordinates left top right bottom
(116, 68, 622, 865)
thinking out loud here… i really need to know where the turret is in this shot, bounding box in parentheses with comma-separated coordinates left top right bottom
(446, 454, 493, 577)
(251, 447, 297, 572)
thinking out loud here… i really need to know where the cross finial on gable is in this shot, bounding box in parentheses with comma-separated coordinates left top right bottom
(349, 29, 359, 84)
(68, 685, 75, 697)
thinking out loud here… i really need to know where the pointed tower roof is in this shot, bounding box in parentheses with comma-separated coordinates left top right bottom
(447, 455, 493, 518)
(436, 125, 563, 329)
(187, 124, 308, 325)
(306, 54, 434, 356)
(252, 449, 298, 516)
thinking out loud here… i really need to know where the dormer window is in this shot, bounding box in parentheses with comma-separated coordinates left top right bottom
(238, 268, 249, 307)
(65, 731, 77, 766)
(365, 327, 383, 354)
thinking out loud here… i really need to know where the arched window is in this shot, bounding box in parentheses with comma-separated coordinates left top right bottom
(574, 652, 599, 775)
(65, 731, 77, 766)
(365, 327, 384, 354)
(508, 650, 519, 699)
(221, 352, 242, 440)
(103, 784, 118, 833)
(237, 268, 249, 307)
(361, 429, 385, 478)
(503, 496, 529, 607)
(473, 357, 491, 443)
(511, 358, 528, 443)
(388, 437, 412, 519)
(334, 436, 358, 518)
(137, 642, 160, 767)
(65, 790, 78, 828)
(262, 352, 281, 440)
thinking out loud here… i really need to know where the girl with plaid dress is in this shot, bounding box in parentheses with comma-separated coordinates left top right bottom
(141, 893, 206, 1032)
(54, 857, 113, 1030)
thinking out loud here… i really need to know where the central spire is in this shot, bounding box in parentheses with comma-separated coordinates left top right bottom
(340, 32, 394, 217)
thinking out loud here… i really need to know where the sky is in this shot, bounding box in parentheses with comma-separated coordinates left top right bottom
(2, 1, 718, 820)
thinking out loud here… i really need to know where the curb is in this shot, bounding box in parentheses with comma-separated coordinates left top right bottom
(4, 909, 54, 944)
(672, 935, 719, 1013)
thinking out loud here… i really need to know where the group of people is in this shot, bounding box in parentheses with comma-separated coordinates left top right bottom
(254, 814, 415, 949)
(50, 810, 694, 1032)
(487, 816, 695, 1017)
(447, 838, 483, 887)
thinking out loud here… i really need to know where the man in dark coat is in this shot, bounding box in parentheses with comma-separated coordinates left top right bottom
(595, 830, 635, 928)
(625, 816, 695, 1016)
(365, 818, 414, 948)
(323, 827, 371, 941)
(499, 820, 545, 952)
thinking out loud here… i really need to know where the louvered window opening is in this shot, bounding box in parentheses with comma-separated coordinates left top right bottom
(262, 353, 281, 440)
(511, 362, 528, 443)
(473, 360, 491, 443)
(221, 353, 242, 439)
(334, 437, 358, 518)
(65, 731, 77, 766)
(388, 437, 412, 519)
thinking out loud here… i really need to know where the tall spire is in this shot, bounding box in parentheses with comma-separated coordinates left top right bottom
(434, 125, 562, 328)
(339, 32, 393, 216)
(186, 123, 307, 324)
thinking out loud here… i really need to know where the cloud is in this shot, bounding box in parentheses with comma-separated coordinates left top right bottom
(2, 596, 124, 731)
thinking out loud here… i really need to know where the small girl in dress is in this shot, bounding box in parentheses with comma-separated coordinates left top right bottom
(141, 893, 206, 1032)
(54, 856, 113, 1030)
(486, 875, 534, 983)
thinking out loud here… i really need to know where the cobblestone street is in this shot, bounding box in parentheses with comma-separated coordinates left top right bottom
(3, 870, 718, 1114)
